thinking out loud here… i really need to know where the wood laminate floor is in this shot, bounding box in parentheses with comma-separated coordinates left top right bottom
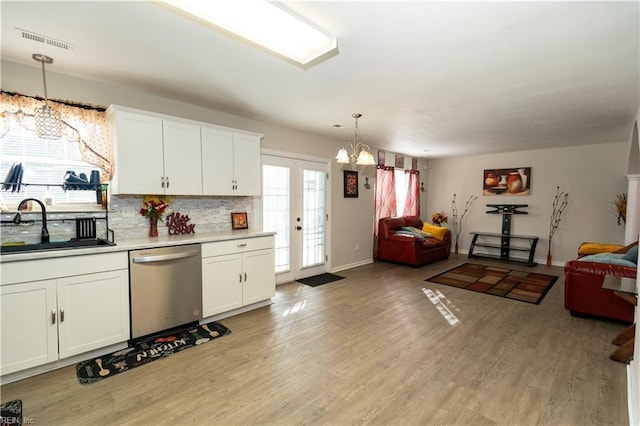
(0, 255, 630, 425)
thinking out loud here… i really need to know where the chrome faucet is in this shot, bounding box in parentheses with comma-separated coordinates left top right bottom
(13, 198, 50, 244)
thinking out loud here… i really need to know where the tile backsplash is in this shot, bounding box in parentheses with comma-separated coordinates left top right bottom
(1, 195, 254, 244)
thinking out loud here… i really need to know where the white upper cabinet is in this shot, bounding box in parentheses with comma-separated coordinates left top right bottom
(232, 133, 261, 196)
(201, 127, 261, 196)
(108, 105, 262, 196)
(201, 127, 234, 195)
(110, 110, 164, 195)
(162, 120, 202, 195)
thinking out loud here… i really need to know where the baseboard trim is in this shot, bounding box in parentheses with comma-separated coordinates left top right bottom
(201, 299, 272, 323)
(451, 249, 566, 268)
(0, 341, 127, 385)
(332, 258, 374, 273)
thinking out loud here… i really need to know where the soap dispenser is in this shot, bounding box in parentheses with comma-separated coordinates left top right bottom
(43, 186, 53, 206)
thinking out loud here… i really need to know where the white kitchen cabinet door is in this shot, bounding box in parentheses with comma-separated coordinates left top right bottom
(202, 128, 261, 196)
(242, 249, 276, 305)
(202, 253, 243, 317)
(57, 270, 130, 359)
(201, 127, 235, 195)
(111, 110, 164, 194)
(162, 120, 203, 195)
(233, 133, 261, 196)
(0, 280, 58, 375)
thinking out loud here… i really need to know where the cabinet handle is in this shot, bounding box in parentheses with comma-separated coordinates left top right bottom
(244, 272, 247, 282)
(166, 177, 170, 188)
(51, 309, 56, 324)
(239, 273, 242, 283)
(60, 308, 65, 322)
(161, 177, 165, 188)
(237, 243, 247, 248)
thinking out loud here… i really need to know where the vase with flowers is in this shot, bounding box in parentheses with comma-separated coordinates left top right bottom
(140, 196, 169, 237)
(431, 211, 448, 226)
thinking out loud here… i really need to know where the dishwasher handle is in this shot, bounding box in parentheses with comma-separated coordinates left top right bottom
(132, 249, 200, 264)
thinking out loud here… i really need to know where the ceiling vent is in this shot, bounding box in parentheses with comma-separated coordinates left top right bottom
(15, 28, 75, 51)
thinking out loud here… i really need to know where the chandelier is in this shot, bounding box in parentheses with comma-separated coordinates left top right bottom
(335, 113, 376, 165)
(33, 53, 62, 140)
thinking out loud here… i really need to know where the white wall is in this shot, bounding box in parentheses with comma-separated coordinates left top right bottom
(422, 142, 628, 264)
(630, 109, 640, 426)
(2, 59, 633, 269)
(1, 60, 376, 271)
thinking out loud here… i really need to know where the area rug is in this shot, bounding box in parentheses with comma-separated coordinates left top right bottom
(297, 273, 345, 287)
(76, 321, 230, 384)
(1, 399, 22, 425)
(425, 263, 558, 304)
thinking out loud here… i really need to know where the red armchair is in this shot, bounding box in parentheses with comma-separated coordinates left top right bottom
(377, 216, 451, 267)
(564, 243, 636, 323)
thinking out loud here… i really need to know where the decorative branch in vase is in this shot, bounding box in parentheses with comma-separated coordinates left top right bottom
(451, 193, 477, 254)
(547, 186, 568, 266)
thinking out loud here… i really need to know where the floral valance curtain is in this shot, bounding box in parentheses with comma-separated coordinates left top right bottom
(0, 92, 113, 181)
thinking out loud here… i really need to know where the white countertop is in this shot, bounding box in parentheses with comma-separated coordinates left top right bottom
(0, 230, 275, 263)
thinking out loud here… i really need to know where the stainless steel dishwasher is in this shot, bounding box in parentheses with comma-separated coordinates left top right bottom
(129, 244, 202, 339)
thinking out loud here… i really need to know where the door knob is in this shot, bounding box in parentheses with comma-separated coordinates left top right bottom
(296, 226, 302, 231)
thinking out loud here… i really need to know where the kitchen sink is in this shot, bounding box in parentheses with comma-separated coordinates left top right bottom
(1, 238, 116, 254)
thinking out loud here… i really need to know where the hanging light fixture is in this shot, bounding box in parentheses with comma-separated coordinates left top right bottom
(335, 113, 376, 166)
(32, 53, 62, 140)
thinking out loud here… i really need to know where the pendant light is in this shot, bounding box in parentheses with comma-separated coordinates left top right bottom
(32, 53, 62, 140)
(335, 113, 376, 165)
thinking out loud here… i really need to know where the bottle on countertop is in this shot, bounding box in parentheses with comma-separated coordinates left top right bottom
(43, 186, 53, 206)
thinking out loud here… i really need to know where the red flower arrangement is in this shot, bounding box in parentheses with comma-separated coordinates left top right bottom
(140, 197, 169, 221)
(431, 211, 448, 226)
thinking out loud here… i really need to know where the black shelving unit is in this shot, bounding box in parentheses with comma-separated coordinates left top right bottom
(468, 204, 538, 266)
(1, 182, 113, 243)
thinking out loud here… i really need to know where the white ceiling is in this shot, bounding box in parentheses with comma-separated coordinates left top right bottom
(1, 1, 638, 158)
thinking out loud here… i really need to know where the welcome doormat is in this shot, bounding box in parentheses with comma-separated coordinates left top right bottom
(1, 399, 22, 425)
(76, 321, 230, 384)
(426, 263, 558, 304)
(297, 273, 345, 287)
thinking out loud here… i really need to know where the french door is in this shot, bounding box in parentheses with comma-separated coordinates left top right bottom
(262, 154, 329, 283)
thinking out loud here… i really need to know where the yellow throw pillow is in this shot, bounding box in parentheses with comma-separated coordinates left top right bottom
(578, 242, 624, 256)
(422, 223, 447, 241)
(409, 226, 434, 238)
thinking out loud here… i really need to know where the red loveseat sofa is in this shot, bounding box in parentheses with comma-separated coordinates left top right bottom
(564, 243, 637, 323)
(377, 216, 451, 267)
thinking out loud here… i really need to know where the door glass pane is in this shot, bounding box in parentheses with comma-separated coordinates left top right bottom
(262, 164, 290, 273)
(302, 169, 325, 267)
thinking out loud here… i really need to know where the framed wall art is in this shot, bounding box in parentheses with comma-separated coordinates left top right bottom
(483, 167, 531, 196)
(231, 212, 248, 230)
(343, 170, 358, 198)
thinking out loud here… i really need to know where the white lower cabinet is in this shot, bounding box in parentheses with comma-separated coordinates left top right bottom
(57, 270, 129, 359)
(0, 279, 58, 374)
(202, 236, 275, 317)
(0, 253, 129, 376)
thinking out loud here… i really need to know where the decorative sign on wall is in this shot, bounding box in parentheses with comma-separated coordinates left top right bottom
(483, 167, 531, 196)
(395, 154, 404, 169)
(166, 212, 196, 235)
(343, 170, 358, 198)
